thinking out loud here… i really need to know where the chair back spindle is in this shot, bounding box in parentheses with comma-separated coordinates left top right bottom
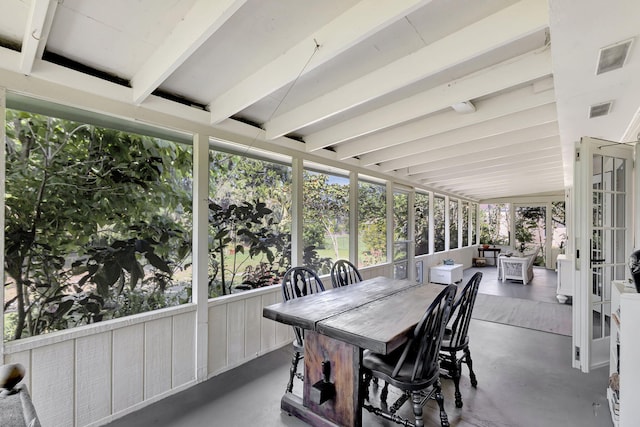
(331, 259, 363, 287)
(447, 272, 482, 349)
(281, 267, 325, 344)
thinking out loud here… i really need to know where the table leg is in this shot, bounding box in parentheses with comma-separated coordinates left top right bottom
(281, 331, 362, 427)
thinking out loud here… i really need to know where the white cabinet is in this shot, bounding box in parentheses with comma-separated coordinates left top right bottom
(609, 281, 640, 427)
(429, 264, 463, 285)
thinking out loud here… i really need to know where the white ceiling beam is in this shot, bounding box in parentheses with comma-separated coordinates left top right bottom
(208, 0, 431, 124)
(410, 145, 560, 178)
(305, 47, 552, 152)
(423, 165, 563, 189)
(333, 81, 555, 160)
(19, 0, 57, 75)
(131, 0, 247, 105)
(266, 0, 549, 140)
(446, 177, 564, 197)
(367, 103, 558, 169)
(378, 121, 559, 172)
(406, 136, 560, 175)
(444, 173, 564, 194)
(421, 162, 562, 186)
(410, 152, 560, 181)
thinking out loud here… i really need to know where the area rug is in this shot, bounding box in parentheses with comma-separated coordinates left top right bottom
(471, 293, 572, 336)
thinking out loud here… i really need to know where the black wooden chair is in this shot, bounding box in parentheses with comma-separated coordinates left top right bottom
(439, 272, 482, 408)
(281, 266, 326, 394)
(362, 284, 457, 427)
(330, 259, 363, 287)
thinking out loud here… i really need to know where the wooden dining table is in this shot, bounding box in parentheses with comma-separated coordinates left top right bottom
(262, 276, 449, 427)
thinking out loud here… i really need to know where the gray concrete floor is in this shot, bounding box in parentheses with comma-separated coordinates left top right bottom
(107, 267, 611, 427)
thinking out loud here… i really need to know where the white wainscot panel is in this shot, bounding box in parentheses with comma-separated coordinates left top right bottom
(245, 296, 262, 358)
(31, 340, 74, 427)
(76, 331, 112, 426)
(172, 311, 196, 387)
(208, 304, 227, 375)
(227, 300, 245, 366)
(260, 292, 277, 352)
(144, 317, 173, 399)
(113, 323, 144, 413)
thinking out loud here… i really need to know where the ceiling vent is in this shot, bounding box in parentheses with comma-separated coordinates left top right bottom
(596, 39, 633, 75)
(589, 101, 613, 118)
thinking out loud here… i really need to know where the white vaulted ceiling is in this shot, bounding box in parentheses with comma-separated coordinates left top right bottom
(1, 0, 639, 201)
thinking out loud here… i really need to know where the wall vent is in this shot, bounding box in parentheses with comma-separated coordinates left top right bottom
(589, 101, 612, 118)
(596, 39, 633, 75)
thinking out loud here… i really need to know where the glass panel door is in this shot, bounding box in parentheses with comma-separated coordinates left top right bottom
(574, 137, 632, 372)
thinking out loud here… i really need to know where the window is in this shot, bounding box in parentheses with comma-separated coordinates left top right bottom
(208, 150, 292, 297)
(4, 107, 193, 341)
(303, 169, 349, 275)
(480, 203, 510, 245)
(358, 179, 387, 267)
(449, 198, 459, 249)
(462, 202, 469, 247)
(415, 192, 429, 255)
(393, 191, 409, 279)
(471, 203, 477, 245)
(433, 195, 446, 252)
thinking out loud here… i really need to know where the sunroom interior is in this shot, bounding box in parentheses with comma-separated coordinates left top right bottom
(1, 1, 640, 426)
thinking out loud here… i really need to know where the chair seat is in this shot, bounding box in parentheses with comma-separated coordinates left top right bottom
(363, 349, 440, 391)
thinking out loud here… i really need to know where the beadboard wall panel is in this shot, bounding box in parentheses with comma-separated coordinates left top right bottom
(76, 332, 112, 426)
(172, 311, 196, 387)
(245, 295, 263, 358)
(260, 292, 277, 351)
(112, 323, 145, 413)
(31, 340, 75, 427)
(226, 300, 246, 367)
(144, 317, 173, 399)
(208, 304, 228, 375)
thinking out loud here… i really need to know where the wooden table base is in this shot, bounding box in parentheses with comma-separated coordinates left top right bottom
(282, 331, 362, 427)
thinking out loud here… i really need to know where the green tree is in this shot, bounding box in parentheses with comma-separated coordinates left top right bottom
(303, 172, 349, 266)
(359, 182, 387, 264)
(4, 110, 192, 340)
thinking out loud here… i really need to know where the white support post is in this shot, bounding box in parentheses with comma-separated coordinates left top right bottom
(0, 87, 5, 361)
(349, 171, 358, 265)
(457, 199, 463, 249)
(428, 192, 435, 254)
(291, 157, 304, 267)
(407, 190, 416, 282)
(192, 132, 210, 381)
(386, 182, 394, 273)
(444, 196, 450, 251)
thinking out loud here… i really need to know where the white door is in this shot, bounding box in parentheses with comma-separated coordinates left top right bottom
(573, 137, 633, 372)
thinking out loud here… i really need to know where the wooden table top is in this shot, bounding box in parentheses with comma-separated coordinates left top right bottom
(263, 276, 449, 354)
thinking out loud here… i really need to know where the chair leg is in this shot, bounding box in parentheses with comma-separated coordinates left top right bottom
(362, 371, 372, 402)
(411, 391, 425, 427)
(286, 351, 302, 393)
(434, 379, 450, 427)
(380, 381, 389, 403)
(464, 346, 478, 388)
(451, 352, 463, 408)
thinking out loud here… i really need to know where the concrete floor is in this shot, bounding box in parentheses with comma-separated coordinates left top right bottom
(106, 267, 612, 427)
